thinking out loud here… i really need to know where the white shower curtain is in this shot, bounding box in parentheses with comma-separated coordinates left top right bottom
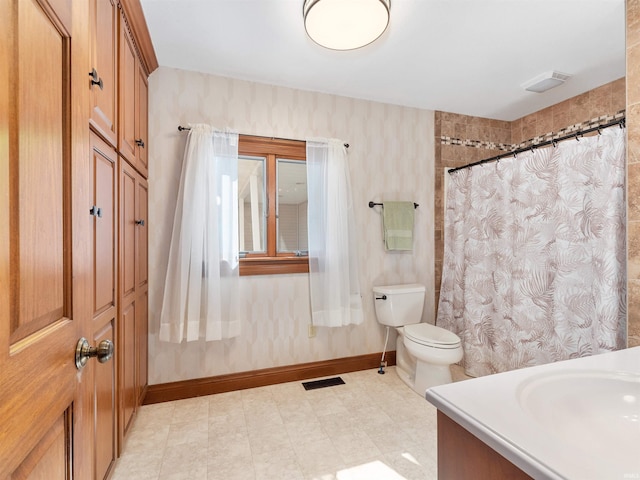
(159, 125, 240, 342)
(306, 139, 363, 327)
(437, 126, 626, 377)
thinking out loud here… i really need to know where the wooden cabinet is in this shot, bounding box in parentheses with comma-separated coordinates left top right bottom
(88, 0, 154, 468)
(436, 411, 533, 480)
(90, 0, 118, 147)
(118, 13, 148, 177)
(118, 159, 148, 444)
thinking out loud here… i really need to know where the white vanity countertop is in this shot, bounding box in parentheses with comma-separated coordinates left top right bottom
(425, 347, 640, 480)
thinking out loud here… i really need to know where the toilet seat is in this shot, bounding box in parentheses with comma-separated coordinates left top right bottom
(403, 323, 461, 349)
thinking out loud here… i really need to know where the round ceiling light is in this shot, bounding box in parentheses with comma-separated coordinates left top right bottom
(303, 0, 391, 51)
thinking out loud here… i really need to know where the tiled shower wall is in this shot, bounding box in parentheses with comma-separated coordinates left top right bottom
(511, 79, 625, 145)
(434, 78, 626, 319)
(628, 0, 640, 348)
(148, 67, 435, 385)
(434, 114, 510, 308)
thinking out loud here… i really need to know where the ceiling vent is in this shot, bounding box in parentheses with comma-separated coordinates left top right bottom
(522, 71, 571, 93)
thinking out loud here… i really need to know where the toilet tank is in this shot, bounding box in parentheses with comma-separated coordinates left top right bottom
(372, 284, 425, 327)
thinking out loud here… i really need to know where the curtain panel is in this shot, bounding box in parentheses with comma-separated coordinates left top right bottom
(159, 125, 240, 342)
(437, 126, 627, 377)
(306, 139, 363, 327)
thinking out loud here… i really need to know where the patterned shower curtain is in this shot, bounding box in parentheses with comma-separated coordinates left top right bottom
(437, 126, 627, 377)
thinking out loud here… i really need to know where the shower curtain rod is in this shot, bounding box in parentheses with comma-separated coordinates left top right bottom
(177, 126, 349, 148)
(447, 116, 625, 174)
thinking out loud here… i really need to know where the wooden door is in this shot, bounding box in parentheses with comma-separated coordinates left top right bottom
(0, 1, 91, 479)
(90, 132, 118, 480)
(89, 0, 118, 147)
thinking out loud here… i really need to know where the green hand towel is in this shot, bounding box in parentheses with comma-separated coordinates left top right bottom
(383, 201, 414, 251)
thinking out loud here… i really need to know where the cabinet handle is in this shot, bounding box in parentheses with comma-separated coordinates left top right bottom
(135, 219, 145, 226)
(89, 205, 102, 218)
(135, 138, 145, 148)
(89, 68, 104, 90)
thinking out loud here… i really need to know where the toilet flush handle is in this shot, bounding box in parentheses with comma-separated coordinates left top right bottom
(375, 295, 387, 300)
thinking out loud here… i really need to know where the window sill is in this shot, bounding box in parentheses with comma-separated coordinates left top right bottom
(240, 257, 309, 276)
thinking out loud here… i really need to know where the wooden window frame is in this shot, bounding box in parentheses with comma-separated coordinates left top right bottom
(238, 135, 309, 276)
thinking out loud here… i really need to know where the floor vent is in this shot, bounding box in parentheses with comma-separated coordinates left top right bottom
(302, 376, 345, 391)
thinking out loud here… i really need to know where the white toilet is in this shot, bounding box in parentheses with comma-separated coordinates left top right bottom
(373, 283, 463, 396)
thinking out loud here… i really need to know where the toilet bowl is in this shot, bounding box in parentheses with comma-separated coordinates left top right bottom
(373, 284, 463, 396)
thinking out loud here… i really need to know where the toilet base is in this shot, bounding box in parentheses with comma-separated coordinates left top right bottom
(396, 356, 454, 397)
(413, 360, 453, 396)
(395, 330, 456, 397)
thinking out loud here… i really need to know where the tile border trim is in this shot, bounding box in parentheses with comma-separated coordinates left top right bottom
(440, 110, 626, 152)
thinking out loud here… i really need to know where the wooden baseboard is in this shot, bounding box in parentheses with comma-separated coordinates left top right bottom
(143, 351, 396, 405)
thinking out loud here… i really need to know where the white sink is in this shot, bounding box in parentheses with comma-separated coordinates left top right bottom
(516, 369, 640, 466)
(426, 348, 640, 479)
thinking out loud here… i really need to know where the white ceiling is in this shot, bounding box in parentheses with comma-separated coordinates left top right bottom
(140, 0, 625, 121)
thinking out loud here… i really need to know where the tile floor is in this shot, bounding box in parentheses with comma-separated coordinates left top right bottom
(112, 366, 471, 480)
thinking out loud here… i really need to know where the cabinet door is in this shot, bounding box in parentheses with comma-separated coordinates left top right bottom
(133, 175, 148, 413)
(118, 15, 137, 166)
(136, 64, 148, 177)
(118, 159, 147, 448)
(92, 133, 117, 317)
(120, 299, 137, 441)
(136, 288, 148, 404)
(136, 175, 148, 292)
(120, 159, 137, 303)
(94, 321, 117, 480)
(89, 0, 118, 146)
(90, 132, 118, 480)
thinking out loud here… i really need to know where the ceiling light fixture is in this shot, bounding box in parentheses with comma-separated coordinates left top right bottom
(522, 71, 572, 93)
(303, 0, 391, 51)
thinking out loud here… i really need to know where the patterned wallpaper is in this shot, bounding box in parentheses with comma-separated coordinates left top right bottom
(147, 67, 435, 385)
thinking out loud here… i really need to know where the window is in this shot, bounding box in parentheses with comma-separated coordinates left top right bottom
(238, 135, 308, 275)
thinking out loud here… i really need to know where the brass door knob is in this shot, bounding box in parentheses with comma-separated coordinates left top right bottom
(75, 338, 114, 370)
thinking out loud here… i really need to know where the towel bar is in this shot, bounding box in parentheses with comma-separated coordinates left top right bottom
(369, 201, 419, 209)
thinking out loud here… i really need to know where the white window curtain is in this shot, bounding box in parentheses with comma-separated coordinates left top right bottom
(306, 138, 363, 327)
(159, 124, 240, 342)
